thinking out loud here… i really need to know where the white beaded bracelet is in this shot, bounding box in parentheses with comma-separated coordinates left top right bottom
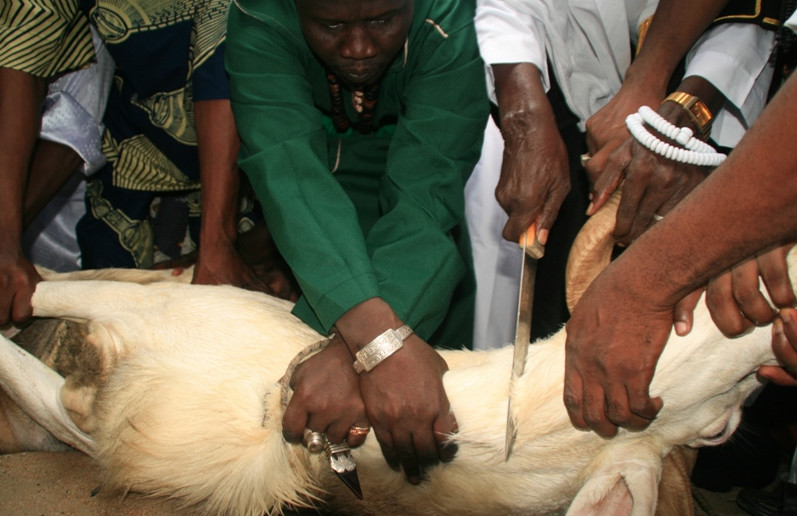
(637, 106, 716, 154)
(625, 109, 726, 168)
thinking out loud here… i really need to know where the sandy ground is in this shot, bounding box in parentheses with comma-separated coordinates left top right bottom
(0, 450, 758, 516)
(0, 452, 201, 516)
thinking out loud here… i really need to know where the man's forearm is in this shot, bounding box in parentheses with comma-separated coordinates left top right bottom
(493, 62, 550, 145)
(625, 0, 729, 95)
(0, 68, 46, 248)
(24, 140, 83, 226)
(194, 99, 241, 247)
(616, 72, 797, 306)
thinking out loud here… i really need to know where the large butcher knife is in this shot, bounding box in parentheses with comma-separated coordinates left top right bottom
(505, 224, 544, 460)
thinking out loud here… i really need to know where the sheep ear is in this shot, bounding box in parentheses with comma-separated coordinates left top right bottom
(0, 332, 95, 455)
(566, 473, 636, 516)
(566, 442, 660, 516)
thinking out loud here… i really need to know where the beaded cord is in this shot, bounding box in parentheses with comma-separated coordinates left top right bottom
(625, 108, 727, 168)
(326, 71, 380, 133)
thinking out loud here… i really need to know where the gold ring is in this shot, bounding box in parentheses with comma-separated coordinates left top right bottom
(348, 425, 371, 437)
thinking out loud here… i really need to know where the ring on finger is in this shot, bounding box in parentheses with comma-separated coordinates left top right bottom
(347, 425, 371, 438)
(303, 428, 326, 454)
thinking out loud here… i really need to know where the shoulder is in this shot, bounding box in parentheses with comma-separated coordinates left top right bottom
(413, 0, 477, 38)
(229, 0, 297, 30)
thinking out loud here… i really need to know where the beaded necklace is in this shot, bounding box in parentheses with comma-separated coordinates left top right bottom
(325, 70, 380, 133)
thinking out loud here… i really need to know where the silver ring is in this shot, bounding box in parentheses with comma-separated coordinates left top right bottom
(652, 213, 664, 222)
(580, 153, 592, 167)
(303, 428, 326, 454)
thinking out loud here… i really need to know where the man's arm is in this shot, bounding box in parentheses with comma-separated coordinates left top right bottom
(491, 63, 569, 245)
(0, 68, 46, 325)
(564, 71, 797, 436)
(475, 0, 568, 244)
(584, 0, 730, 190)
(191, 98, 269, 291)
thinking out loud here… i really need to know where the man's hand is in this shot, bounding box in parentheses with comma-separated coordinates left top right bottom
(586, 76, 724, 231)
(358, 335, 457, 484)
(282, 336, 369, 447)
(584, 80, 664, 208)
(564, 263, 667, 436)
(760, 307, 797, 386)
(603, 138, 710, 246)
(193, 239, 273, 293)
(493, 63, 570, 244)
(705, 244, 795, 337)
(0, 251, 42, 326)
(495, 108, 569, 244)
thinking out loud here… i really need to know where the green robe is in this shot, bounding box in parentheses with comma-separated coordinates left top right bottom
(226, 0, 489, 349)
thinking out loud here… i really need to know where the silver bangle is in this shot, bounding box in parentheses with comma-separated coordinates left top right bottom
(352, 325, 413, 374)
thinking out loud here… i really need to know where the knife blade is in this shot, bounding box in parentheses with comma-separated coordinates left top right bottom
(505, 224, 545, 461)
(327, 441, 363, 499)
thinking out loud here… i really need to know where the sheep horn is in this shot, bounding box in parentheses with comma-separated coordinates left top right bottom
(565, 189, 621, 313)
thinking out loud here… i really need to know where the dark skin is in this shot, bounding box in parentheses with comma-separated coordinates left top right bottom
(564, 71, 797, 437)
(584, 0, 726, 176)
(583, 0, 727, 247)
(295, 0, 413, 89)
(590, 77, 724, 247)
(0, 79, 287, 324)
(577, 0, 773, 358)
(492, 62, 569, 245)
(191, 99, 277, 294)
(0, 68, 48, 326)
(282, 0, 458, 484)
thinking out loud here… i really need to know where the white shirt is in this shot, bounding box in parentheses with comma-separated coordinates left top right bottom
(476, 0, 657, 128)
(684, 23, 775, 146)
(475, 0, 775, 145)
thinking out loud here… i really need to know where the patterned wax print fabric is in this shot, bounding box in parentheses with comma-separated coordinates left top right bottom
(76, 0, 240, 269)
(226, 0, 490, 349)
(0, 0, 94, 77)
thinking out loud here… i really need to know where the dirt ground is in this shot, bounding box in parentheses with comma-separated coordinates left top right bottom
(0, 452, 200, 516)
(0, 450, 762, 516)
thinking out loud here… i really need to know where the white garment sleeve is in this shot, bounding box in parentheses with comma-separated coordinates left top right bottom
(475, 0, 549, 103)
(39, 27, 115, 176)
(786, 10, 797, 33)
(685, 23, 775, 147)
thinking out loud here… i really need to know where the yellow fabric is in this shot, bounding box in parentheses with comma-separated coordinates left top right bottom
(0, 0, 94, 78)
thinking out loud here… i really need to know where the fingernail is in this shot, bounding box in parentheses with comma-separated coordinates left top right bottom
(586, 202, 594, 216)
(773, 317, 784, 336)
(674, 321, 688, 336)
(538, 229, 549, 246)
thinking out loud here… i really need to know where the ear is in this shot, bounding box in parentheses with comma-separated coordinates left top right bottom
(566, 441, 661, 516)
(54, 326, 107, 434)
(0, 332, 95, 455)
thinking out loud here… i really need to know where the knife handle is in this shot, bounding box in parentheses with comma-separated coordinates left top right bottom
(519, 223, 545, 259)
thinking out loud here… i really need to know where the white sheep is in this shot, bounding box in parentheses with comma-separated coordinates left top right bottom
(0, 194, 783, 515)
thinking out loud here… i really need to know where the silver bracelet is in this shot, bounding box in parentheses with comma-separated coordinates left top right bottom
(352, 325, 413, 374)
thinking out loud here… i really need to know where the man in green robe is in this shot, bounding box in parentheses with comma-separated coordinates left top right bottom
(226, 0, 489, 484)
